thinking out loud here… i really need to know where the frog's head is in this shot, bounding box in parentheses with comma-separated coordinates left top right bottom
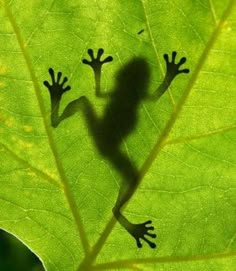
(116, 57, 150, 100)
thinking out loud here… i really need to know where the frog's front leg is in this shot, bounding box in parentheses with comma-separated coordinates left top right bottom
(154, 51, 190, 99)
(44, 68, 71, 127)
(82, 48, 113, 97)
(164, 51, 190, 80)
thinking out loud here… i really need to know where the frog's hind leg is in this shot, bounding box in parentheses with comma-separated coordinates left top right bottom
(60, 96, 99, 135)
(110, 150, 157, 248)
(111, 150, 138, 207)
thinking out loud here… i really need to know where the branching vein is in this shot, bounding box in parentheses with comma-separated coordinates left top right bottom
(1, 0, 90, 255)
(77, 0, 236, 269)
(94, 251, 236, 270)
(0, 142, 60, 188)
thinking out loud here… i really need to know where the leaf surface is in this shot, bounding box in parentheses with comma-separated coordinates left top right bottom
(0, 0, 235, 270)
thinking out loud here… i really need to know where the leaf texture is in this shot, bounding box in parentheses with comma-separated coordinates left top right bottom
(0, 0, 235, 270)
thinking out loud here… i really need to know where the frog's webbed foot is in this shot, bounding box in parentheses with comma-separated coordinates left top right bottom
(164, 51, 190, 79)
(82, 48, 113, 72)
(129, 220, 157, 249)
(43, 68, 71, 100)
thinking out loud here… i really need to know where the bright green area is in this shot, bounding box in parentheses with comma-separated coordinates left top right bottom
(0, 0, 235, 270)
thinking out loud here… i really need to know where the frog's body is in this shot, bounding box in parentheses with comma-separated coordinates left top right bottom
(92, 58, 149, 156)
(44, 49, 189, 248)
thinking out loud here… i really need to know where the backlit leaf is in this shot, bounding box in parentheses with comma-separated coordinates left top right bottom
(0, 0, 235, 270)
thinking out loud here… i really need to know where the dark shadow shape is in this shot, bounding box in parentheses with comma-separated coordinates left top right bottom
(137, 29, 144, 35)
(43, 49, 190, 248)
(0, 230, 44, 271)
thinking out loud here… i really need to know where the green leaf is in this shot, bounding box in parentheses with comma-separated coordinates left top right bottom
(0, 0, 235, 270)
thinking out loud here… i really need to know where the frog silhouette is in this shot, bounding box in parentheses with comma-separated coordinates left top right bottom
(43, 49, 189, 248)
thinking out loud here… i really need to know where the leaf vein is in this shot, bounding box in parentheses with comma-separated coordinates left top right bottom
(166, 124, 236, 145)
(1, 0, 90, 255)
(93, 252, 236, 270)
(0, 142, 60, 188)
(77, 0, 236, 268)
(140, 0, 175, 106)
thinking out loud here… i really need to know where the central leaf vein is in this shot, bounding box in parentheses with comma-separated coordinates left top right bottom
(77, 0, 235, 268)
